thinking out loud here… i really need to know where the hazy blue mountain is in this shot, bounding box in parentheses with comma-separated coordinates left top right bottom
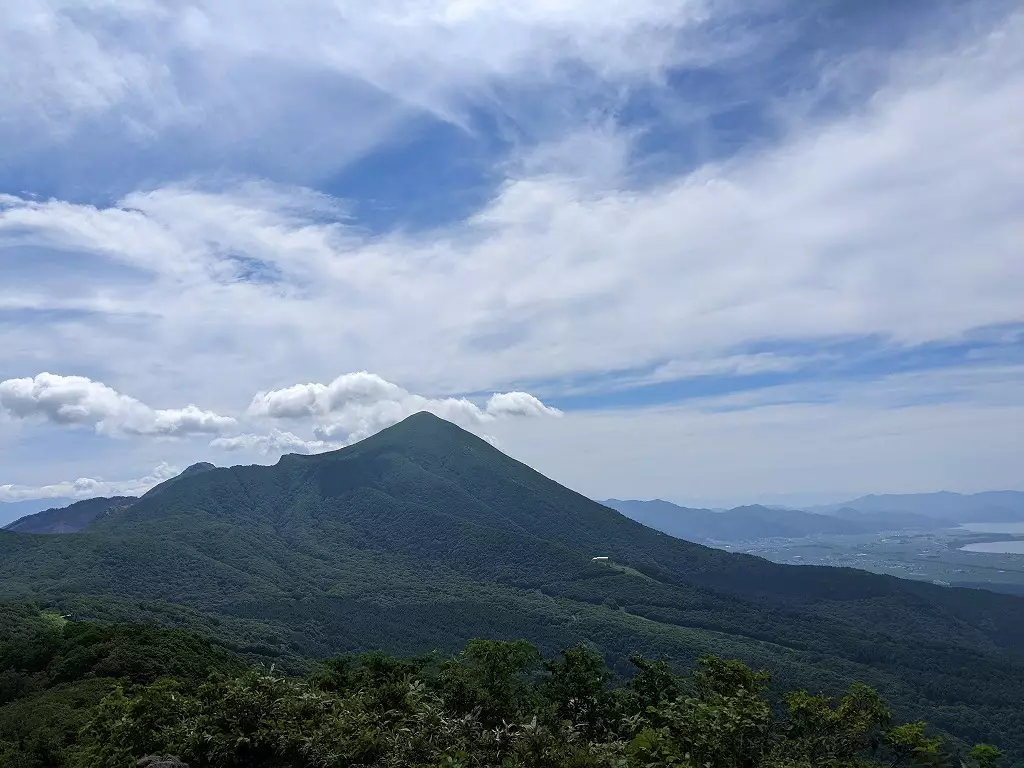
(810, 491, 1024, 522)
(2, 464, 219, 534)
(0, 462, 218, 536)
(0, 497, 75, 528)
(3, 496, 137, 534)
(825, 506, 935, 529)
(602, 499, 881, 542)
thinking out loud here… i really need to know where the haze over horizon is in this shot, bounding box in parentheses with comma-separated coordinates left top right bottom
(2, 426, 1022, 513)
(2, 1, 1022, 506)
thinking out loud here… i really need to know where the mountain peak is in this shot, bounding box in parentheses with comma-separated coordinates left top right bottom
(388, 410, 467, 434)
(402, 410, 445, 424)
(345, 411, 487, 452)
(142, 461, 218, 498)
(3, 495, 135, 534)
(180, 462, 217, 476)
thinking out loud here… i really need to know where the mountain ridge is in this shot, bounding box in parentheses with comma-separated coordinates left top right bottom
(141, 460, 219, 498)
(809, 491, 1024, 522)
(2, 495, 136, 534)
(1, 412, 1023, 754)
(2, 463, 223, 534)
(601, 498, 878, 542)
(0, 497, 76, 528)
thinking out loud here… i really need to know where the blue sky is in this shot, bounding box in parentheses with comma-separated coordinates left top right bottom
(1, 0, 1022, 509)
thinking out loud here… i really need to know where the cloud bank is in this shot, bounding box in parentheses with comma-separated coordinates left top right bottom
(239, 371, 561, 452)
(0, 373, 236, 437)
(209, 429, 336, 456)
(0, 370, 562, 464)
(0, 463, 179, 502)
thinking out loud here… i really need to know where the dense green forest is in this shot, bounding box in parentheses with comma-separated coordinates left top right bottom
(0, 604, 1006, 768)
(1, 415, 1023, 761)
(2, 496, 136, 534)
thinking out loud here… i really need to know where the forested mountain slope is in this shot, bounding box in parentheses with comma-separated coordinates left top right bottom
(1, 413, 1022, 756)
(0, 498, 75, 528)
(3, 604, 1001, 768)
(3, 496, 136, 534)
(0, 604, 245, 766)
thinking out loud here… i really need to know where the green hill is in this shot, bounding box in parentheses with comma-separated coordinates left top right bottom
(0, 498, 76, 528)
(1, 412, 1023, 757)
(3, 496, 136, 534)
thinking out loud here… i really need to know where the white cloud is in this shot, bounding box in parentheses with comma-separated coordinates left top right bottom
(246, 371, 561, 448)
(0, 373, 236, 437)
(0, 370, 555, 465)
(1, 7, 1022, 500)
(0, 0, 719, 178)
(1, 13, 1020, 407)
(486, 365, 1024, 507)
(0, 462, 180, 502)
(485, 391, 563, 418)
(209, 429, 336, 456)
(247, 383, 328, 420)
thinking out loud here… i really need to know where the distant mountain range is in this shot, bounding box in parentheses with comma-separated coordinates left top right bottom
(602, 491, 1024, 543)
(601, 500, 859, 542)
(809, 491, 1024, 522)
(2, 496, 136, 534)
(0, 497, 75, 528)
(1, 463, 219, 534)
(8, 471, 1019, 539)
(1, 412, 1023, 755)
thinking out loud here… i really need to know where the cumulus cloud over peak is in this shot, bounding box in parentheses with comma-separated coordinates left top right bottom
(251, 372, 560, 422)
(247, 383, 328, 420)
(0, 371, 556, 462)
(247, 373, 411, 419)
(0, 373, 236, 437)
(239, 372, 561, 451)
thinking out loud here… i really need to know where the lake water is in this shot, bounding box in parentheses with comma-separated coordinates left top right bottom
(957, 522, 1024, 554)
(960, 540, 1024, 554)
(959, 522, 1024, 534)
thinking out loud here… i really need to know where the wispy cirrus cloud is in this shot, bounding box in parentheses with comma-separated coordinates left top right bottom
(3, 0, 710, 127)
(0, 0, 726, 199)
